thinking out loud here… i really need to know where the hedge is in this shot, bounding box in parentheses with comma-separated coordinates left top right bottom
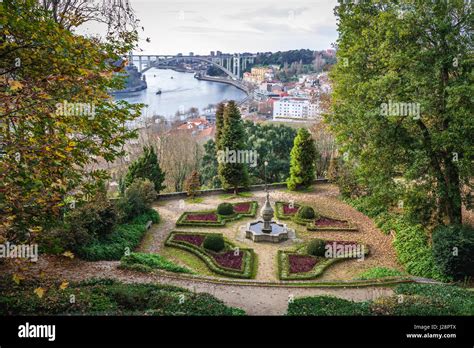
(278, 242, 369, 280)
(165, 231, 256, 279)
(287, 283, 474, 316)
(77, 209, 159, 261)
(175, 201, 258, 227)
(0, 278, 245, 316)
(119, 252, 192, 274)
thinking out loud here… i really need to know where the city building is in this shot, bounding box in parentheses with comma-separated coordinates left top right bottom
(272, 97, 321, 120)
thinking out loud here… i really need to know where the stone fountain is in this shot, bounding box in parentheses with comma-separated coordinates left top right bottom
(245, 191, 292, 243)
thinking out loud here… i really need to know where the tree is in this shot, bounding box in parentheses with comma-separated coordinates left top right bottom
(185, 170, 201, 198)
(218, 101, 249, 194)
(326, 157, 339, 183)
(329, 0, 473, 224)
(123, 146, 165, 194)
(214, 102, 225, 151)
(287, 128, 318, 190)
(200, 140, 221, 188)
(0, 0, 140, 241)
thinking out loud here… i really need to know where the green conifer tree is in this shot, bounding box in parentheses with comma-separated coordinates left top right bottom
(124, 146, 166, 193)
(287, 128, 318, 190)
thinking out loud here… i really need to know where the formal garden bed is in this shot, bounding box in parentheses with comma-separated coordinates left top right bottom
(175, 201, 258, 227)
(165, 231, 256, 279)
(278, 240, 369, 280)
(275, 201, 357, 232)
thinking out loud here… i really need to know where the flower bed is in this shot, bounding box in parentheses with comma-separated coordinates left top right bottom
(176, 201, 258, 227)
(307, 216, 358, 232)
(185, 213, 218, 222)
(275, 201, 300, 220)
(278, 240, 369, 280)
(165, 231, 255, 278)
(288, 254, 319, 273)
(210, 250, 243, 270)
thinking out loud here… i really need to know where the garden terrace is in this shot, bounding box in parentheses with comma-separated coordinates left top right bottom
(165, 231, 256, 279)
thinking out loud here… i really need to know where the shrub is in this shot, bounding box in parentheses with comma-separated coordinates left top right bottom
(356, 267, 404, 280)
(77, 209, 159, 261)
(296, 205, 316, 219)
(432, 224, 474, 280)
(217, 202, 234, 216)
(203, 234, 225, 252)
(117, 179, 157, 222)
(307, 239, 326, 257)
(120, 252, 192, 274)
(65, 193, 117, 239)
(287, 296, 371, 316)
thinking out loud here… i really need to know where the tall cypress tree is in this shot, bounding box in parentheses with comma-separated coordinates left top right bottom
(215, 102, 225, 151)
(218, 101, 249, 194)
(123, 146, 166, 194)
(287, 128, 318, 190)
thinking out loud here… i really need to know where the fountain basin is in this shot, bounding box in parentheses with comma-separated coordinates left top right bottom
(245, 220, 290, 243)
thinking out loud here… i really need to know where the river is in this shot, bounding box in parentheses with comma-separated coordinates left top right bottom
(114, 68, 247, 119)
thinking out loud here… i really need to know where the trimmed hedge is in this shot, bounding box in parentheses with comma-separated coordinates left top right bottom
(287, 283, 474, 316)
(203, 235, 225, 252)
(297, 205, 316, 219)
(119, 252, 192, 274)
(77, 209, 159, 261)
(217, 202, 234, 215)
(278, 242, 369, 280)
(307, 239, 326, 256)
(165, 231, 256, 279)
(0, 278, 245, 316)
(356, 267, 405, 280)
(176, 201, 258, 227)
(274, 201, 300, 220)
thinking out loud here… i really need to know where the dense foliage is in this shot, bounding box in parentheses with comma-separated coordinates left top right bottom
(123, 146, 165, 194)
(287, 284, 474, 316)
(217, 202, 234, 216)
(287, 128, 318, 190)
(200, 121, 296, 188)
(0, 278, 245, 315)
(203, 235, 225, 252)
(184, 170, 201, 198)
(432, 224, 474, 280)
(217, 101, 249, 193)
(116, 179, 157, 222)
(296, 206, 316, 220)
(78, 209, 159, 261)
(356, 267, 405, 280)
(329, 1, 473, 225)
(0, 0, 141, 242)
(120, 252, 192, 274)
(307, 239, 326, 257)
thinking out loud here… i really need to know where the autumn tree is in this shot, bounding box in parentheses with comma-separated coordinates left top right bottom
(287, 128, 318, 191)
(185, 170, 201, 199)
(329, 0, 473, 224)
(0, 0, 140, 241)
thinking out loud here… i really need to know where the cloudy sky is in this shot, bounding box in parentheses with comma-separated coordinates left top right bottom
(81, 0, 339, 55)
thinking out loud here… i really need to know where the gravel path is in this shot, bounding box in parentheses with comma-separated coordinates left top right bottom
(10, 256, 394, 315)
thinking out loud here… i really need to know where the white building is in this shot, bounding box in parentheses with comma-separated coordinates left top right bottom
(273, 97, 321, 120)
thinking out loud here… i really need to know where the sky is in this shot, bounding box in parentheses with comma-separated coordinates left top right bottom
(80, 0, 339, 55)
